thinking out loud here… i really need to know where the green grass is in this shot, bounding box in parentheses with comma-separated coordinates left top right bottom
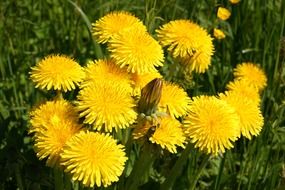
(0, 0, 284, 189)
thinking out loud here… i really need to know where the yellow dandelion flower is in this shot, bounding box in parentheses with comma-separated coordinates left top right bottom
(156, 20, 214, 73)
(184, 96, 240, 155)
(217, 7, 231, 21)
(108, 29, 164, 74)
(29, 99, 80, 133)
(61, 131, 127, 188)
(92, 11, 146, 44)
(29, 99, 81, 166)
(234, 62, 267, 91)
(77, 81, 137, 132)
(158, 81, 191, 118)
(150, 116, 186, 153)
(213, 28, 226, 40)
(131, 71, 162, 96)
(226, 80, 260, 105)
(219, 91, 264, 139)
(30, 55, 85, 92)
(82, 59, 132, 93)
(229, 0, 240, 4)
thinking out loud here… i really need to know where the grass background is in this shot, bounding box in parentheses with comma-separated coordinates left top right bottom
(0, 0, 284, 189)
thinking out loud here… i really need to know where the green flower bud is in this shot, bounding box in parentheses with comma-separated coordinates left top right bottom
(138, 78, 163, 115)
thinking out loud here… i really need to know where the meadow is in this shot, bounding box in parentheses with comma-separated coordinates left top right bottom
(0, 0, 284, 189)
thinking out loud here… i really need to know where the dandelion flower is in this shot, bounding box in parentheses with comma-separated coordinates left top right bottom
(108, 29, 164, 74)
(92, 11, 146, 44)
(156, 20, 214, 73)
(217, 7, 231, 21)
(229, 0, 240, 4)
(158, 81, 190, 118)
(219, 91, 264, 139)
(30, 55, 85, 92)
(82, 59, 132, 93)
(30, 99, 80, 132)
(226, 80, 260, 104)
(77, 81, 137, 132)
(61, 131, 127, 187)
(234, 62, 267, 91)
(29, 99, 81, 166)
(213, 28, 226, 40)
(150, 116, 186, 153)
(131, 71, 162, 96)
(184, 96, 240, 155)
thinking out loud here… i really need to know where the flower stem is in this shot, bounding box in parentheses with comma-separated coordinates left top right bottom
(15, 164, 24, 190)
(125, 142, 157, 190)
(160, 143, 193, 190)
(188, 154, 210, 190)
(214, 152, 227, 190)
(54, 167, 64, 190)
(64, 173, 72, 190)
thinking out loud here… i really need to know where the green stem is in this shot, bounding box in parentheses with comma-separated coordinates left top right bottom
(64, 173, 72, 190)
(125, 142, 157, 190)
(237, 138, 247, 190)
(15, 164, 24, 190)
(54, 167, 64, 190)
(67, 0, 103, 59)
(206, 69, 216, 94)
(189, 154, 210, 190)
(160, 144, 193, 190)
(214, 153, 227, 190)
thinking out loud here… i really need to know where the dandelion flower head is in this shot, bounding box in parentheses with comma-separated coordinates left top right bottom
(92, 11, 146, 44)
(77, 81, 137, 132)
(29, 99, 81, 166)
(234, 62, 267, 91)
(109, 29, 164, 74)
(149, 116, 186, 153)
(156, 20, 214, 73)
(158, 81, 191, 118)
(82, 59, 132, 93)
(61, 131, 127, 187)
(219, 91, 264, 139)
(184, 96, 240, 155)
(226, 80, 260, 105)
(30, 55, 85, 92)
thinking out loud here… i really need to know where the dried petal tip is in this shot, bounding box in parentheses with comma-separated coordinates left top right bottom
(138, 78, 163, 115)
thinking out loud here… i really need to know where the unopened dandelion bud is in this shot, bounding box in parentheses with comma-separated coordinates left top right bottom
(213, 28, 226, 40)
(229, 0, 240, 4)
(138, 78, 163, 115)
(217, 7, 231, 21)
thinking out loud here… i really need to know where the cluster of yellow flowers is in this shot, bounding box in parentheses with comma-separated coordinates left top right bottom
(214, 0, 241, 40)
(29, 10, 266, 188)
(185, 62, 266, 155)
